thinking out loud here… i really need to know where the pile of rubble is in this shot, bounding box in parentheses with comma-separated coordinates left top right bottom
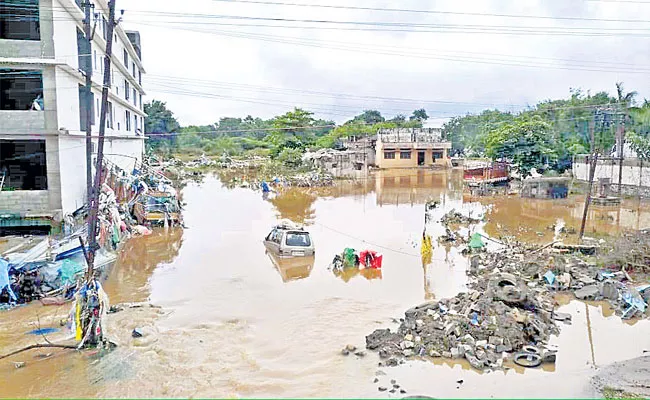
(440, 209, 482, 226)
(366, 255, 559, 370)
(288, 172, 334, 187)
(365, 233, 650, 371)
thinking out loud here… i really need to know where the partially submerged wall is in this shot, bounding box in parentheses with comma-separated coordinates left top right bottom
(573, 157, 650, 197)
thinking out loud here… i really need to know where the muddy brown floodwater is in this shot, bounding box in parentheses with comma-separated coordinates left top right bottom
(2, 169, 650, 398)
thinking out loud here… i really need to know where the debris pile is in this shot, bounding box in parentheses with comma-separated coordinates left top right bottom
(366, 258, 559, 370)
(440, 209, 482, 226)
(0, 158, 183, 309)
(287, 172, 334, 187)
(366, 228, 650, 371)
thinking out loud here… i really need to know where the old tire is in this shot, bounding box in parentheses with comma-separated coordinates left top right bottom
(522, 345, 541, 355)
(513, 352, 542, 368)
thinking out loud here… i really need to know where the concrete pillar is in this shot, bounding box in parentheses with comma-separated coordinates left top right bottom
(40, 0, 56, 58)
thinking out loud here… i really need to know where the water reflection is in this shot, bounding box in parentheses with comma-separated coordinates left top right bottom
(103, 227, 184, 303)
(265, 252, 315, 282)
(332, 267, 383, 282)
(375, 169, 460, 206)
(266, 189, 317, 225)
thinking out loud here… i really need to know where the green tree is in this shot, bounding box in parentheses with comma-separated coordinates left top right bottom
(217, 117, 244, 136)
(349, 110, 385, 125)
(266, 108, 316, 156)
(627, 131, 650, 160)
(389, 114, 407, 124)
(144, 100, 180, 134)
(485, 115, 557, 177)
(410, 108, 429, 122)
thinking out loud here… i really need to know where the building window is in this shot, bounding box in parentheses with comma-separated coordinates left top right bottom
(0, 69, 43, 110)
(138, 70, 142, 85)
(123, 49, 128, 68)
(0, 139, 47, 190)
(383, 151, 395, 160)
(132, 62, 136, 77)
(125, 110, 131, 131)
(140, 116, 144, 132)
(134, 114, 138, 133)
(400, 150, 411, 159)
(139, 94, 142, 109)
(0, 0, 40, 40)
(102, 16, 108, 41)
(432, 151, 443, 160)
(132, 88, 136, 105)
(125, 80, 130, 100)
(107, 101, 113, 128)
(96, 98, 100, 119)
(78, 84, 95, 129)
(76, 28, 91, 73)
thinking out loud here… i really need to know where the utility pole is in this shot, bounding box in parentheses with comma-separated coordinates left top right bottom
(617, 113, 625, 197)
(82, 1, 94, 203)
(579, 115, 597, 240)
(86, 0, 117, 279)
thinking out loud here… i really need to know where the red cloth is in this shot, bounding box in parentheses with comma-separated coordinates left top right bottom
(359, 250, 383, 269)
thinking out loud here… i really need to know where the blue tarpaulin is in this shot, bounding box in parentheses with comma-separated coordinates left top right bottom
(544, 270, 556, 285)
(0, 258, 17, 302)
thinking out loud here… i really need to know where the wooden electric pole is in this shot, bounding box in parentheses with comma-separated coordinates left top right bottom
(82, 1, 94, 202)
(86, 0, 117, 280)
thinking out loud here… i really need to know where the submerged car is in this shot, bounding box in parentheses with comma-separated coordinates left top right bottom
(263, 221, 315, 257)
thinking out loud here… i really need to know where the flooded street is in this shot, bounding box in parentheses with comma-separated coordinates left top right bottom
(2, 169, 650, 398)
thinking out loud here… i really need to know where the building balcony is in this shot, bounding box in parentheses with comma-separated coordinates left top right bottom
(0, 110, 47, 133)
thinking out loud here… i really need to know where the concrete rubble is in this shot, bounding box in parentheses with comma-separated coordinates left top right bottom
(365, 207, 650, 371)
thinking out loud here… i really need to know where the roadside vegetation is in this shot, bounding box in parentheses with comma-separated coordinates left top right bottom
(144, 83, 650, 174)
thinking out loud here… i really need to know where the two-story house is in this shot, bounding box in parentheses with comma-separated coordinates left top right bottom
(375, 128, 452, 169)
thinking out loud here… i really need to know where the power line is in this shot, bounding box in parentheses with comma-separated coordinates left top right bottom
(10, 1, 650, 24)
(143, 76, 641, 110)
(207, 0, 650, 24)
(137, 22, 650, 74)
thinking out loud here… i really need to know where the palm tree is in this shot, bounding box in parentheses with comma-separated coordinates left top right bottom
(616, 82, 638, 108)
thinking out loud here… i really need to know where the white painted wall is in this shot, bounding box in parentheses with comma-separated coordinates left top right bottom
(54, 69, 81, 132)
(52, 0, 80, 70)
(573, 158, 650, 188)
(104, 138, 145, 173)
(58, 135, 88, 214)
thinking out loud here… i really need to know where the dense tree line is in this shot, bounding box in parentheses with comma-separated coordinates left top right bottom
(145, 83, 650, 172)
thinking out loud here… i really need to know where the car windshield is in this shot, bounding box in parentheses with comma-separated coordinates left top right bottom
(285, 232, 311, 247)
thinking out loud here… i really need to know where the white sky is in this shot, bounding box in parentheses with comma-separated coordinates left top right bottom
(121, 0, 650, 126)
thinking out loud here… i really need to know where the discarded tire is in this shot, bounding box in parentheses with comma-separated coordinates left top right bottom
(521, 345, 541, 355)
(496, 286, 526, 305)
(513, 352, 542, 368)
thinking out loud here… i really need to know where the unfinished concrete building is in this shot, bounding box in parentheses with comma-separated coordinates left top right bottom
(0, 0, 146, 233)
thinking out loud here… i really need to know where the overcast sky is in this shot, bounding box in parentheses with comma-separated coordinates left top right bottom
(121, 0, 650, 126)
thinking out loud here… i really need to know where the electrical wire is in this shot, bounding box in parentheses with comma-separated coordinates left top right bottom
(136, 22, 650, 73)
(207, 0, 650, 24)
(6, 1, 650, 24)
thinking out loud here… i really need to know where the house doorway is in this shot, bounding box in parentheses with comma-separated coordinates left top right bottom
(417, 151, 425, 166)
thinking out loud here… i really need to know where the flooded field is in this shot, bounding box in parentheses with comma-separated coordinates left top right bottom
(2, 169, 650, 398)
